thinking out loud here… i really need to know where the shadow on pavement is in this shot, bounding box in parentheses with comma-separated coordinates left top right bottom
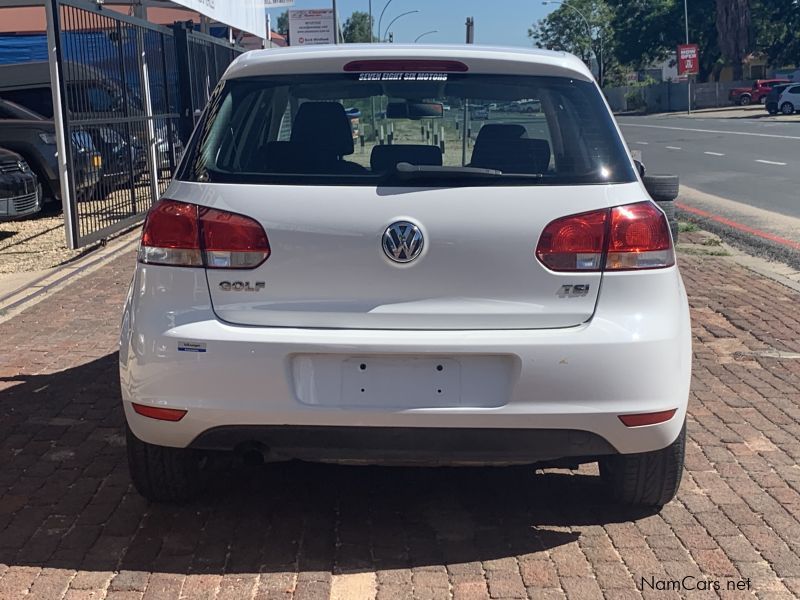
(0, 353, 651, 575)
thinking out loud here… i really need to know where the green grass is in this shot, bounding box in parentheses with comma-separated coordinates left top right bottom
(701, 237, 723, 247)
(678, 221, 700, 233)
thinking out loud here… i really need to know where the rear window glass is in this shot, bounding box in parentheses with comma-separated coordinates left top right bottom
(179, 73, 635, 186)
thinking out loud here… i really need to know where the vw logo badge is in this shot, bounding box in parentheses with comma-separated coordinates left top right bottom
(382, 221, 424, 263)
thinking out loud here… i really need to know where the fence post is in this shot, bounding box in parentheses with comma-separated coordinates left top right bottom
(45, 0, 78, 249)
(135, 6, 160, 206)
(174, 22, 195, 145)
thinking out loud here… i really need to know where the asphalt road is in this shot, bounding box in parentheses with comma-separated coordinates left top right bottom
(617, 114, 800, 218)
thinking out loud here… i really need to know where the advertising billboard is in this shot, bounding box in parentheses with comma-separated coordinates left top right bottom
(170, 0, 267, 39)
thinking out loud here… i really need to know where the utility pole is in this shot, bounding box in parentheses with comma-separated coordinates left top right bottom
(684, 0, 691, 114)
(465, 17, 474, 44)
(369, 0, 373, 42)
(333, 0, 339, 44)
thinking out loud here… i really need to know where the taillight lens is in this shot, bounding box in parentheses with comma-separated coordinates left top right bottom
(535, 208, 608, 271)
(139, 200, 270, 269)
(606, 203, 674, 271)
(139, 200, 202, 267)
(535, 202, 674, 272)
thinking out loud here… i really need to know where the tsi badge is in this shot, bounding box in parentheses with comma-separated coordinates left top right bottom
(219, 281, 265, 292)
(557, 284, 591, 298)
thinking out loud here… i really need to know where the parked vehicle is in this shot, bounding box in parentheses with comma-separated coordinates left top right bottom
(765, 83, 791, 115)
(0, 98, 101, 202)
(778, 84, 800, 114)
(0, 61, 177, 179)
(120, 45, 691, 509)
(471, 107, 489, 119)
(728, 79, 790, 106)
(0, 146, 41, 220)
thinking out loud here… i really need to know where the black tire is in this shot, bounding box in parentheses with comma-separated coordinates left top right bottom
(656, 200, 679, 243)
(600, 422, 685, 508)
(739, 94, 751, 106)
(642, 174, 679, 201)
(126, 424, 205, 503)
(781, 102, 795, 115)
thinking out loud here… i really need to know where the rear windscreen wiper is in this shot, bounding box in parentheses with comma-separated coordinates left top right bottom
(394, 162, 544, 180)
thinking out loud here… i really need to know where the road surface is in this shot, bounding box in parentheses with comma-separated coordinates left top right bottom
(617, 114, 800, 218)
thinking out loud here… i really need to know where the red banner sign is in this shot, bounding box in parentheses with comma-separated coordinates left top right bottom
(677, 44, 700, 76)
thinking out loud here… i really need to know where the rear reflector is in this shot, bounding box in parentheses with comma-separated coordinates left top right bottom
(619, 409, 677, 427)
(343, 59, 469, 72)
(139, 200, 270, 269)
(535, 202, 675, 272)
(132, 403, 187, 422)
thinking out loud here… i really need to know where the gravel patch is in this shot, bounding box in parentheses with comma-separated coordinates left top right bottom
(0, 208, 85, 274)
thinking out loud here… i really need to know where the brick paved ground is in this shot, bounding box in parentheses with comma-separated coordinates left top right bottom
(2, 239, 800, 600)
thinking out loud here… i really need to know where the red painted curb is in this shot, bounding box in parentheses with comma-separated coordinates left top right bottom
(676, 202, 800, 251)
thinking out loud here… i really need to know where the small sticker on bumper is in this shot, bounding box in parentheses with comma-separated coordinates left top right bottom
(178, 342, 207, 353)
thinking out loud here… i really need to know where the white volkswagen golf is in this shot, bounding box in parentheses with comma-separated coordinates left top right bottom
(119, 45, 691, 507)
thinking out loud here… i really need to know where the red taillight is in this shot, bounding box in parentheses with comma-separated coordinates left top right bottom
(535, 208, 607, 271)
(139, 200, 270, 269)
(140, 200, 202, 266)
(132, 403, 187, 422)
(343, 60, 469, 72)
(535, 202, 674, 272)
(619, 409, 677, 427)
(606, 203, 674, 271)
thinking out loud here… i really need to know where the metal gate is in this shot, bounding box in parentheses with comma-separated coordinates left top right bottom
(48, 0, 245, 248)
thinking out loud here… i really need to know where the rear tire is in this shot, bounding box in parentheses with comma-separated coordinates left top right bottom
(126, 424, 205, 503)
(781, 102, 795, 115)
(600, 422, 685, 508)
(739, 94, 751, 106)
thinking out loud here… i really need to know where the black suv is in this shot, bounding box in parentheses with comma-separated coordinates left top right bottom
(0, 99, 101, 204)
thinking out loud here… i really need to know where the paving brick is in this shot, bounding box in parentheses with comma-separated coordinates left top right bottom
(0, 238, 799, 599)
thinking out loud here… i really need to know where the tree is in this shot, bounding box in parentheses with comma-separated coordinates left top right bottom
(276, 11, 289, 36)
(342, 11, 374, 43)
(716, 0, 752, 80)
(751, 0, 800, 68)
(529, 0, 616, 87)
(608, 0, 721, 82)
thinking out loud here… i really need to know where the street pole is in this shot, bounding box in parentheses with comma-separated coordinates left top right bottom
(333, 0, 339, 44)
(369, 0, 373, 41)
(684, 0, 691, 114)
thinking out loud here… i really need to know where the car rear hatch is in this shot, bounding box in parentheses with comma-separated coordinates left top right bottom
(166, 181, 645, 330)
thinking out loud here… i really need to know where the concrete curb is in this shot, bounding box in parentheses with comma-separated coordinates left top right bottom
(0, 228, 140, 324)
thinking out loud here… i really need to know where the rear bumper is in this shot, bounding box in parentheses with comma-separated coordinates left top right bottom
(120, 264, 692, 460)
(188, 425, 616, 466)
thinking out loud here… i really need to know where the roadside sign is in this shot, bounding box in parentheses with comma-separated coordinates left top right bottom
(677, 44, 700, 76)
(288, 9, 335, 46)
(262, 1, 296, 6)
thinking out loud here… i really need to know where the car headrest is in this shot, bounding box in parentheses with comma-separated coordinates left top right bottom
(370, 144, 443, 172)
(470, 138, 551, 174)
(474, 123, 527, 144)
(291, 102, 354, 156)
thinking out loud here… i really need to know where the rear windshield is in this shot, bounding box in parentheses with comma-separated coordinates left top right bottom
(179, 73, 635, 186)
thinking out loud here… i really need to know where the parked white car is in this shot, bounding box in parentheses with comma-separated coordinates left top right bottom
(120, 44, 691, 507)
(778, 84, 800, 114)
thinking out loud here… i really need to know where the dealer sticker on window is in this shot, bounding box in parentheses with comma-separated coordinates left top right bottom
(358, 72, 449, 81)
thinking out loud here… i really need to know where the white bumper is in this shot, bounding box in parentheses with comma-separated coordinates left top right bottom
(119, 264, 691, 457)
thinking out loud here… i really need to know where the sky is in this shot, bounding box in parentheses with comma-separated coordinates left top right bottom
(267, 0, 556, 48)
